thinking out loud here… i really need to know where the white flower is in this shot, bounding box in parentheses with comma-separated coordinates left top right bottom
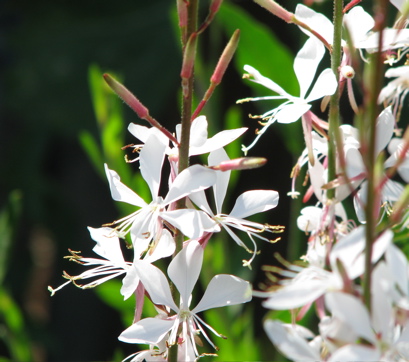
(255, 226, 392, 311)
(48, 227, 176, 300)
(105, 132, 218, 247)
(240, 36, 337, 153)
(118, 240, 252, 359)
(128, 115, 247, 159)
(190, 148, 281, 266)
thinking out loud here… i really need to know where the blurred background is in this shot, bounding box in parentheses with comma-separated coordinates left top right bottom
(0, 0, 335, 361)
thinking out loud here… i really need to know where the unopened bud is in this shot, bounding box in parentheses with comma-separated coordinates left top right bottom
(211, 29, 240, 85)
(340, 65, 355, 79)
(103, 74, 149, 119)
(253, 0, 293, 23)
(177, 0, 188, 28)
(210, 157, 267, 172)
(181, 33, 198, 80)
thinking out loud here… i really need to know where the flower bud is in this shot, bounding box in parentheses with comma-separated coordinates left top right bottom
(210, 157, 267, 172)
(103, 74, 149, 119)
(253, 0, 293, 23)
(211, 29, 240, 85)
(340, 65, 355, 79)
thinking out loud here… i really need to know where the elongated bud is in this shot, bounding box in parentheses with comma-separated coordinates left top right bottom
(103, 73, 179, 145)
(211, 29, 240, 85)
(253, 0, 293, 23)
(210, 157, 267, 172)
(177, 0, 188, 28)
(181, 33, 198, 97)
(103, 74, 149, 119)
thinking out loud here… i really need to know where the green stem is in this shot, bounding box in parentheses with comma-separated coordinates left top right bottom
(362, 0, 388, 311)
(169, 1, 199, 361)
(327, 0, 343, 202)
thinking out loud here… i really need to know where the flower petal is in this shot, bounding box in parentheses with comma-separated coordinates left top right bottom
(305, 68, 337, 103)
(229, 190, 279, 219)
(294, 37, 325, 99)
(325, 292, 377, 344)
(192, 274, 252, 313)
(208, 148, 230, 214)
(104, 164, 147, 207)
(161, 209, 218, 239)
(163, 165, 216, 205)
(118, 317, 174, 344)
(139, 133, 167, 198)
(295, 4, 334, 46)
(133, 260, 178, 312)
(190, 128, 247, 156)
(88, 226, 126, 265)
(264, 320, 321, 361)
(276, 103, 311, 124)
(168, 240, 203, 308)
(243, 65, 290, 97)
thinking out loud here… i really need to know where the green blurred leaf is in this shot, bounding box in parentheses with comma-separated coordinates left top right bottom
(0, 288, 32, 362)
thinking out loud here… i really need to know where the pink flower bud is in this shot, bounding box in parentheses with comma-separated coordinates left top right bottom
(253, 0, 293, 23)
(210, 157, 267, 172)
(103, 74, 149, 119)
(177, 0, 188, 28)
(180, 33, 198, 79)
(211, 29, 240, 85)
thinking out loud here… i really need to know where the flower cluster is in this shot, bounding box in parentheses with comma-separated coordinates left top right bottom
(49, 115, 282, 360)
(48, 0, 409, 361)
(243, 1, 409, 360)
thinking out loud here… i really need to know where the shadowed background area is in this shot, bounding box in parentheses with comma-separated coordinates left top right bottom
(0, 0, 326, 360)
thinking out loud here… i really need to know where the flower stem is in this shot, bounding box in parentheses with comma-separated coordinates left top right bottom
(327, 0, 343, 202)
(362, 0, 388, 311)
(169, 1, 199, 361)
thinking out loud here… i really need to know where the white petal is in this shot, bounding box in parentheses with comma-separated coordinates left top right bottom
(243, 65, 290, 97)
(305, 68, 337, 103)
(386, 243, 409, 297)
(104, 164, 147, 207)
(229, 190, 279, 219)
(88, 226, 126, 265)
(163, 165, 216, 205)
(144, 229, 176, 263)
(128, 123, 150, 143)
(264, 320, 320, 361)
(344, 144, 365, 179)
(192, 275, 252, 313)
(120, 266, 140, 300)
(161, 209, 218, 239)
(275, 103, 311, 124)
(133, 260, 178, 312)
(168, 240, 203, 308)
(262, 280, 329, 310)
(295, 4, 334, 45)
(139, 133, 167, 198)
(328, 345, 380, 362)
(118, 317, 174, 344)
(297, 206, 322, 232)
(294, 37, 325, 99)
(325, 292, 377, 344)
(343, 6, 374, 46)
(189, 116, 208, 148)
(190, 128, 247, 156)
(209, 148, 230, 214)
(189, 190, 213, 216)
(375, 107, 394, 155)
